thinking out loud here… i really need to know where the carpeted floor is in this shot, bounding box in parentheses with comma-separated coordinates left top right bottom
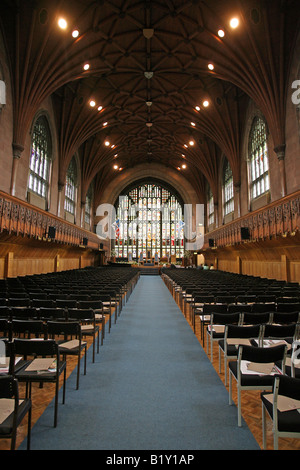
(19, 276, 260, 450)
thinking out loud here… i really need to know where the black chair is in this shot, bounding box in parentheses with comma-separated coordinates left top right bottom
(219, 323, 263, 386)
(90, 294, 113, 332)
(12, 339, 67, 427)
(229, 343, 287, 426)
(0, 319, 12, 342)
(206, 312, 240, 362)
(47, 321, 87, 390)
(261, 375, 300, 449)
(277, 303, 300, 313)
(66, 309, 100, 362)
(236, 295, 257, 304)
(261, 323, 298, 350)
(31, 299, 55, 309)
(0, 375, 32, 450)
(77, 300, 105, 345)
(196, 303, 227, 340)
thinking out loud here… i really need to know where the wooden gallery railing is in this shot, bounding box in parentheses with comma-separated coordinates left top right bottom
(203, 190, 300, 249)
(0, 190, 101, 250)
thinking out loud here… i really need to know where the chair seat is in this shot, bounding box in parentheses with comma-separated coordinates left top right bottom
(229, 361, 281, 387)
(0, 398, 31, 436)
(261, 392, 300, 433)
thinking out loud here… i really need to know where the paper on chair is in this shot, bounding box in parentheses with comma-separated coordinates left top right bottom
(264, 394, 300, 412)
(25, 358, 55, 371)
(227, 338, 251, 347)
(60, 339, 82, 349)
(246, 361, 275, 375)
(0, 399, 24, 424)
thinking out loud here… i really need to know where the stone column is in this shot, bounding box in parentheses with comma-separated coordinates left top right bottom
(214, 201, 219, 228)
(234, 182, 241, 218)
(10, 143, 24, 196)
(274, 144, 287, 198)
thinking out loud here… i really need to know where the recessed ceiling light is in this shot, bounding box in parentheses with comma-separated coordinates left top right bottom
(177, 167, 181, 171)
(184, 144, 188, 148)
(195, 106, 200, 111)
(83, 63, 90, 71)
(182, 154, 186, 158)
(113, 164, 119, 170)
(72, 29, 79, 38)
(218, 29, 225, 37)
(230, 18, 239, 29)
(182, 164, 186, 169)
(203, 100, 209, 107)
(97, 105, 103, 111)
(191, 122, 196, 127)
(58, 18, 67, 29)
(103, 122, 108, 126)
(114, 154, 118, 158)
(89, 100, 96, 107)
(105, 140, 110, 146)
(189, 140, 194, 146)
(208, 63, 214, 70)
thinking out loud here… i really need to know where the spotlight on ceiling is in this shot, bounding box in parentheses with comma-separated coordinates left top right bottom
(58, 18, 67, 29)
(230, 18, 239, 29)
(218, 29, 225, 37)
(72, 29, 79, 38)
(208, 63, 214, 70)
(89, 100, 96, 107)
(203, 100, 209, 107)
(83, 63, 90, 71)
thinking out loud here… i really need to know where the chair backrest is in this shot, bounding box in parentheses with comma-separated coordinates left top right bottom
(66, 308, 95, 322)
(55, 299, 77, 308)
(262, 323, 298, 340)
(31, 299, 54, 308)
(238, 344, 287, 369)
(8, 298, 31, 307)
(277, 303, 300, 313)
(242, 312, 272, 325)
(13, 338, 58, 358)
(11, 319, 46, 338)
(251, 303, 276, 313)
(77, 300, 103, 310)
(203, 303, 227, 314)
(38, 307, 66, 321)
(215, 296, 236, 304)
(228, 304, 252, 313)
(272, 311, 300, 324)
(194, 296, 215, 304)
(225, 323, 262, 339)
(46, 320, 81, 337)
(210, 312, 240, 325)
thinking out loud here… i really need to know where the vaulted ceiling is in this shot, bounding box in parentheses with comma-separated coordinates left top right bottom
(1, 0, 299, 204)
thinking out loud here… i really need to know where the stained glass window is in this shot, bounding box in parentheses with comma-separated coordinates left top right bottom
(249, 117, 269, 199)
(207, 186, 214, 226)
(223, 159, 234, 215)
(64, 157, 77, 215)
(114, 183, 185, 259)
(28, 116, 51, 198)
(85, 185, 92, 225)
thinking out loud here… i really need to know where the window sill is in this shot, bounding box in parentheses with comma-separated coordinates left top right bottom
(250, 192, 270, 212)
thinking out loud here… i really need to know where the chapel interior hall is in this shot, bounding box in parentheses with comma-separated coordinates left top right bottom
(0, 0, 300, 451)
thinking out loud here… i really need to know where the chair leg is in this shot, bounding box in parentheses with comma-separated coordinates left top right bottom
(229, 370, 232, 405)
(262, 403, 267, 450)
(27, 405, 32, 450)
(238, 385, 242, 427)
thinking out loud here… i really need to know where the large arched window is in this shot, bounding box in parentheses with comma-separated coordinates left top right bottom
(85, 185, 93, 226)
(28, 116, 52, 198)
(64, 157, 77, 215)
(248, 117, 269, 200)
(223, 159, 234, 215)
(114, 182, 185, 260)
(207, 185, 214, 227)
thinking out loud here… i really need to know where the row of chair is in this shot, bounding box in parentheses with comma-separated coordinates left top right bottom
(163, 268, 300, 449)
(0, 266, 140, 450)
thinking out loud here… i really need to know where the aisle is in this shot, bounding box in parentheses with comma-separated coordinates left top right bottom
(20, 276, 260, 450)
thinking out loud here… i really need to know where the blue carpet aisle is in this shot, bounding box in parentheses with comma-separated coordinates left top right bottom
(20, 275, 260, 450)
